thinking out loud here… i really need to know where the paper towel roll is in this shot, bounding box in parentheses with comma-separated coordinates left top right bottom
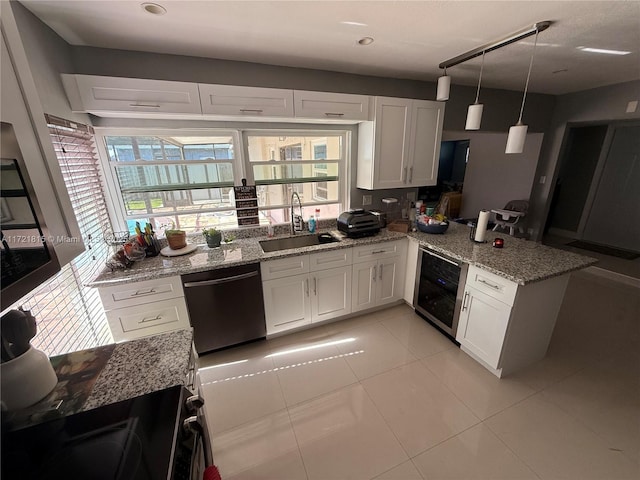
(474, 209, 491, 243)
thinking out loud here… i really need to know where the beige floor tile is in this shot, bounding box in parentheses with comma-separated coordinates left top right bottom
(422, 348, 536, 419)
(199, 348, 286, 433)
(362, 361, 480, 457)
(373, 460, 424, 480)
(289, 384, 408, 480)
(271, 343, 359, 406)
(541, 351, 640, 464)
(412, 424, 538, 480)
(485, 393, 640, 479)
(335, 323, 417, 380)
(381, 312, 457, 359)
(212, 410, 306, 480)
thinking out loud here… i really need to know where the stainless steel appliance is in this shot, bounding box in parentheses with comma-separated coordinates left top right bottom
(337, 209, 381, 238)
(413, 247, 468, 340)
(1, 385, 212, 480)
(1, 123, 60, 311)
(182, 263, 267, 354)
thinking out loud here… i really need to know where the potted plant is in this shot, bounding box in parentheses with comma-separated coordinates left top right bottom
(164, 223, 187, 250)
(202, 227, 222, 248)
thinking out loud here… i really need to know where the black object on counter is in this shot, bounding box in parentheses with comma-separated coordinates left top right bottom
(493, 238, 505, 248)
(337, 209, 381, 238)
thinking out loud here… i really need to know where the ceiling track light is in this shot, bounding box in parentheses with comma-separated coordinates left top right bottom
(465, 51, 485, 130)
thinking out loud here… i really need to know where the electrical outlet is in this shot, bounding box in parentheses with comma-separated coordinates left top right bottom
(362, 194, 372, 206)
(406, 192, 416, 202)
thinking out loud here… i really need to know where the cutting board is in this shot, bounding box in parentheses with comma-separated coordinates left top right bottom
(160, 243, 198, 257)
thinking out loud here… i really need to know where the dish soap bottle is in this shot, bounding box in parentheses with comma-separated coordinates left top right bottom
(308, 215, 316, 233)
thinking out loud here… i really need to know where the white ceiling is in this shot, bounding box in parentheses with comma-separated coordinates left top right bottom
(19, 0, 640, 95)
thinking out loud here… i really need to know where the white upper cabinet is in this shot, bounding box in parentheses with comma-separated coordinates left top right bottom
(293, 90, 371, 121)
(199, 84, 294, 117)
(357, 97, 444, 189)
(62, 74, 202, 115)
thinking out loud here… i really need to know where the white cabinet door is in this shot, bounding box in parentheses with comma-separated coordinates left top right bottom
(312, 266, 352, 323)
(408, 100, 444, 186)
(67, 75, 202, 114)
(456, 286, 511, 369)
(372, 97, 412, 189)
(376, 257, 402, 306)
(263, 274, 311, 335)
(294, 90, 370, 121)
(351, 260, 378, 313)
(199, 84, 294, 117)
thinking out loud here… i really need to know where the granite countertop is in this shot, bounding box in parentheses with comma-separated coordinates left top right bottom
(88, 229, 407, 287)
(4, 329, 193, 431)
(408, 221, 598, 285)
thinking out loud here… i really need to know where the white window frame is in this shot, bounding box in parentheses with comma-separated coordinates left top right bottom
(95, 126, 348, 231)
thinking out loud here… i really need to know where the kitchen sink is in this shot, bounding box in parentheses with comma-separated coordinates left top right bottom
(259, 232, 340, 253)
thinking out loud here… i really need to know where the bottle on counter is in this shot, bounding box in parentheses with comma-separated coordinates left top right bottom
(308, 215, 316, 233)
(315, 208, 321, 222)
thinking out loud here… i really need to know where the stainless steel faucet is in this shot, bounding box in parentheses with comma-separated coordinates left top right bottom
(291, 192, 303, 234)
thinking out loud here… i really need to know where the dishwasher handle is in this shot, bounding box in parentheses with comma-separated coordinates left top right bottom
(183, 271, 258, 288)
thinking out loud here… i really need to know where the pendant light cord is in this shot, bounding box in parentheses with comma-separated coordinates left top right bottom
(517, 29, 539, 123)
(474, 51, 485, 104)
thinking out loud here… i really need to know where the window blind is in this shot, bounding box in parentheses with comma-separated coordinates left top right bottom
(12, 115, 113, 356)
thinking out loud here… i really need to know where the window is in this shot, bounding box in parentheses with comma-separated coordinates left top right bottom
(101, 134, 238, 233)
(9, 115, 113, 356)
(246, 132, 344, 224)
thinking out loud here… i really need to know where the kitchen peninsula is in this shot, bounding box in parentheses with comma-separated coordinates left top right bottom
(88, 224, 596, 377)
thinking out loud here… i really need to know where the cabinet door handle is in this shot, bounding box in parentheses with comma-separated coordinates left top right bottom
(131, 288, 157, 297)
(478, 277, 501, 291)
(409, 166, 413, 183)
(403, 167, 407, 184)
(305, 278, 309, 297)
(324, 112, 345, 117)
(129, 103, 161, 108)
(140, 314, 162, 324)
(372, 265, 377, 282)
(379, 264, 383, 280)
(313, 277, 317, 295)
(462, 292, 469, 311)
(239, 108, 264, 113)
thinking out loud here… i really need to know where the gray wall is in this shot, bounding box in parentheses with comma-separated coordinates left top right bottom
(443, 131, 543, 220)
(10, 2, 90, 125)
(528, 80, 640, 240)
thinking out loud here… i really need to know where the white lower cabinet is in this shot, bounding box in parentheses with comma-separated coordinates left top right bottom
(263, 265, 351, 335)
(98, 275, 191, 342)
(456, 285, 511, 369)
(352, 256, 403, 313)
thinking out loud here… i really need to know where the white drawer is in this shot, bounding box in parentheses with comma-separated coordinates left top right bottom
(106, 297, 190, 342)
(261, 255, 309, 281)
(466, 265, 518, 306)
(352, 240, 405, 264)
(309, 248, 352, 272)
(99, 276, 184, 310)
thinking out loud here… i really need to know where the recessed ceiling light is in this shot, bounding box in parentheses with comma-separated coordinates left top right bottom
(358, 37, 374, 46)
(342, 21, 368, 27)
(577, 46, 631, 55)
(141, 2, 167, 15)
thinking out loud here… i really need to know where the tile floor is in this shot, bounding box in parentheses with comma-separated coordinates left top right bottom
(198, 270, 639, 480)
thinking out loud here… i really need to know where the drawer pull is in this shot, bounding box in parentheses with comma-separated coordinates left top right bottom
(371, 250, 386, 255)
(239, 108, 264, 113)
(129, 103, 161, 108)
(477, 277, 502, 291)
(131, 288, 157, 297)
(139, 314, 163, 324)
(324, 112, 345, 117)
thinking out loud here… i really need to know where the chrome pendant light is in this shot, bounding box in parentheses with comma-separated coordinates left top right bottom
(506, 28, 541, 154)
(465, 51, 485, 130)
(436, 67, 451, 101)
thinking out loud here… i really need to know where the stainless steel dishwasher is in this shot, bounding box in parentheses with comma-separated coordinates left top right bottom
(181, 263, 266, 354)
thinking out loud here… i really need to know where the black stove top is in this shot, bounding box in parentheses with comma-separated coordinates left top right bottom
(2, 385, 189, 480)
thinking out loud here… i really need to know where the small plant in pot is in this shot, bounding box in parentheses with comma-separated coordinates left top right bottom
(202, 227, 222, 248)
(164, 223, 187, 250)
